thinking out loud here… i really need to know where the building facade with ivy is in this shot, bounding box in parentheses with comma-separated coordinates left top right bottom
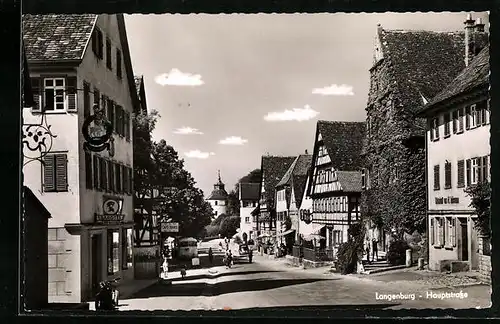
(416, 16, 489, 277)
(360, 19, 487, 253)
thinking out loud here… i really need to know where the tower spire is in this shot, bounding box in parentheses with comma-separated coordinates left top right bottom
(218, 169, 221, 183)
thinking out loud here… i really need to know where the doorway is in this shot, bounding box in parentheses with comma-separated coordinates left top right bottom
(91, 234, 102, 295)
(459, 218, 469, 261)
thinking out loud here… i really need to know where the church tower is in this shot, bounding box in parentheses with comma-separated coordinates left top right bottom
(207, 170, 228, 218)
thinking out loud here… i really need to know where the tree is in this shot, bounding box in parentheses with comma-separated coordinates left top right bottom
(227, 190, 240, 216)
(464, 180, 491, 237)
(219, 216, 241, 238)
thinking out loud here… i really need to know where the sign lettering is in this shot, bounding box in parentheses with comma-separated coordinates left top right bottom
(161, 222, 179, 233)
(435, 196, 459, 205)
(95, 214, 125, 223)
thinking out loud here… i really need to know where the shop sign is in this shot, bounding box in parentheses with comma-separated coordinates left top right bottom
(95, 196, 125, 223)
(435, 196, 459, 205)
(161, 222, 179, 233)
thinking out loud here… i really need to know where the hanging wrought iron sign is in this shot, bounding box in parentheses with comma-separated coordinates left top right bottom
(22, 112, 58, 166)
(82, 104, 114, 156)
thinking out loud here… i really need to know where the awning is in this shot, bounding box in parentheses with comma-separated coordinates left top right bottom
(276, 229, 295, 237)
(302, 234, 326, 241)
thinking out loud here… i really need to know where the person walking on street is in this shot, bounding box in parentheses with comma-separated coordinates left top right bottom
(248, 248, 253, 263)
(372, 237, 379, 261)
(208, 247, 214, 265)
(365, 240, 371, 264)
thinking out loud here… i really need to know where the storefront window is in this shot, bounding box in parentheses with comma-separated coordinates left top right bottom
(122, 228, 134, 269)
(107, 230, 120, 275)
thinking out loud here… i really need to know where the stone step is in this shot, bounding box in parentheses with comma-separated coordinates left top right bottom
(364, 264, 407, 275)
(364, 263, 390, 269)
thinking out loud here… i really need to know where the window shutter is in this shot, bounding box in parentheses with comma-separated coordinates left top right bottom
(43, 155, 56, 192)
(482, 156, 488, 182)
(458, 108, 464, 131)
(106, 38, 112, 70)
(451, 218, 456, 247)
(55, 154, 68, 192)
(117, 106, 124, 136)
(97, 30, 104, 59)
(430, 218, 435, 245)
(93, 155, 99, 190)
(433, 165, 440, 190)
(466, 159, 471, 186)
(481, 103, 487, 125)
(116, 49, 122, 79)
(100, 158, 108, 191)
(452, 110, 458, 133)
(85, 151, 93, 189)
(129, 167, 133, 194)
(444, 162, 451, 189)
(477, 157, 484, 183)
(93, 88, 100, 109)
(92, 29, 98, 55)
(122, 165, 128, 194)
(457, 160, 465, 187)
(66, 76, 77, 112)
(465, 106, 471, 130)
(125, 112, 130, 141)
(30, 77, 42, 112)
(115, 163, 122, 193)
(106, 98, 112, 123)
(108, 161, 115, 192)
(83, 82, 90, 118)
(440, 218, 445, 247)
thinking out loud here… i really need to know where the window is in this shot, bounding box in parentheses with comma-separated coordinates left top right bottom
(93, 88, 100, 110)
(122, 228, 133, 269)
(332, 230, 341, 245)
(437, 217, 445, 247)
(116, 106, 123, 136)
(446, 218, 456, 247)
(457, 160, 465, 188)
(122, 165, 128, 194)
(43, 78, 65, 111)
(452, 110, 458, 134)
(245, 217, 250, 223)
(444, 112, 451, 137)
(107, 230, 120, 275)
(430, 117, 439, 141)
(107, 99, 115, 128)
(106, 38, 112, 70)
(43, 154, 68, 192)
(214, 211, 218, 216)
(466, 159, 471, 186)
(83, 82, 91, 118)
(85, 151, 93, 189)
(101, 94, 107, 118)
(458, 107, 464, 133)
(116, 49, 122, 79)
(92, 28, 104, 59)
(485, 99, 491, 124)
(471, 158, 479, 185)
(124, 111, 130, 141)
(128, 168, 133, 193)
(215, 201, 218, 206)
(433, 165, 440, 190)
(470, 105, 478, 128)
(430, 218, 435, 246)
(93, 155, 100, 190)
(444, 161, 452, 189)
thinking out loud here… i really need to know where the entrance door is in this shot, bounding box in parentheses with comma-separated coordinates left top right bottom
(91, 234, 101, 295)
(460, 219, 469, 261)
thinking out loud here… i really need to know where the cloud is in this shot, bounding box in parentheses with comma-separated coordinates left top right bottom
(264, 105, 319, 122)
(218, 136, 248, 145)
(154, 68, 204, 86)
(173, 127, 204, 135)
(312, 84, 354, 96)
(184, 150, 215, 159)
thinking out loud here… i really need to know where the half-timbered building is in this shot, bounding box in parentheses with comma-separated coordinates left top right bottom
(306, 121, 365, 252)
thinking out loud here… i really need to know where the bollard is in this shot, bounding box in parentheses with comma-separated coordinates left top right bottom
(418, 257, 424, 270)
(406, 249, 412, 267)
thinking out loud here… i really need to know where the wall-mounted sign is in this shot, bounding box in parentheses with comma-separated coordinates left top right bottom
(435, 196, 459, 205)
(82, 104, 114, 155)
(161, 222, 179, 233)
(95, 196, 125, 223)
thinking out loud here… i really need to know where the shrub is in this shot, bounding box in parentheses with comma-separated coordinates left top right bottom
(387, 239, 410, 266)
(336, 241, 359, 275)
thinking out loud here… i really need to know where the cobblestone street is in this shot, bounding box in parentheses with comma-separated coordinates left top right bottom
(118, 253, 491, 311)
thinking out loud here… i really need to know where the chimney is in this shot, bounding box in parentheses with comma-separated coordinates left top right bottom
(464, 13, 476, 66)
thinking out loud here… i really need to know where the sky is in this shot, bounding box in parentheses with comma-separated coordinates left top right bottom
(124, 11, 489, 197)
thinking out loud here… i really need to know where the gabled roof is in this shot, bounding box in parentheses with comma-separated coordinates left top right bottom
(377, 28, 468, 113)
(276, 154, 312, 188)
(23, 186, 51, 219)
(239, 183, 260, 201)
(291, 174, 309, 209)
(416, 45, 490, 116)
(260, 156, 296, 208)
(316, 120, 365, 171)
(336, 171, 362, 193)
(22, 14, 97, 61)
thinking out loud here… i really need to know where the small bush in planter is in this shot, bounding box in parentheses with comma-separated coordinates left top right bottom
(387, 239, 410, 266)
(336, 241, 359, 275)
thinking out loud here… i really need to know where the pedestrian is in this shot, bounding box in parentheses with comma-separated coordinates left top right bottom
(208, 247, 213, 265)
(161, 257, 169, 279)
(365, 240, 371, 264)
(372, 237, 379, 261)
(180, 265, 187, 279)
(248, 248, 253, 263)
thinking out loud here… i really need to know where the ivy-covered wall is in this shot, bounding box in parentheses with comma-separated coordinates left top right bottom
(361, 56, 427, 237)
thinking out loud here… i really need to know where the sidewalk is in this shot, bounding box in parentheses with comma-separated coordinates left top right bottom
(253, 254, 335, 276)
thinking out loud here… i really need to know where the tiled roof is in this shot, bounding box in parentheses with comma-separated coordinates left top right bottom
(276, 154, 312, 188)
(379, 29, 468, 114)
(22, 14, 97, 61)
(336, 171, 362, 193)
(207, 188, 228, 200)
(261, 156, 296, 208)
(239, 183, 260, 201)
(418, 45, 490, 114)
(317, 120, 365, 171)
(292, 174, 309, 209)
